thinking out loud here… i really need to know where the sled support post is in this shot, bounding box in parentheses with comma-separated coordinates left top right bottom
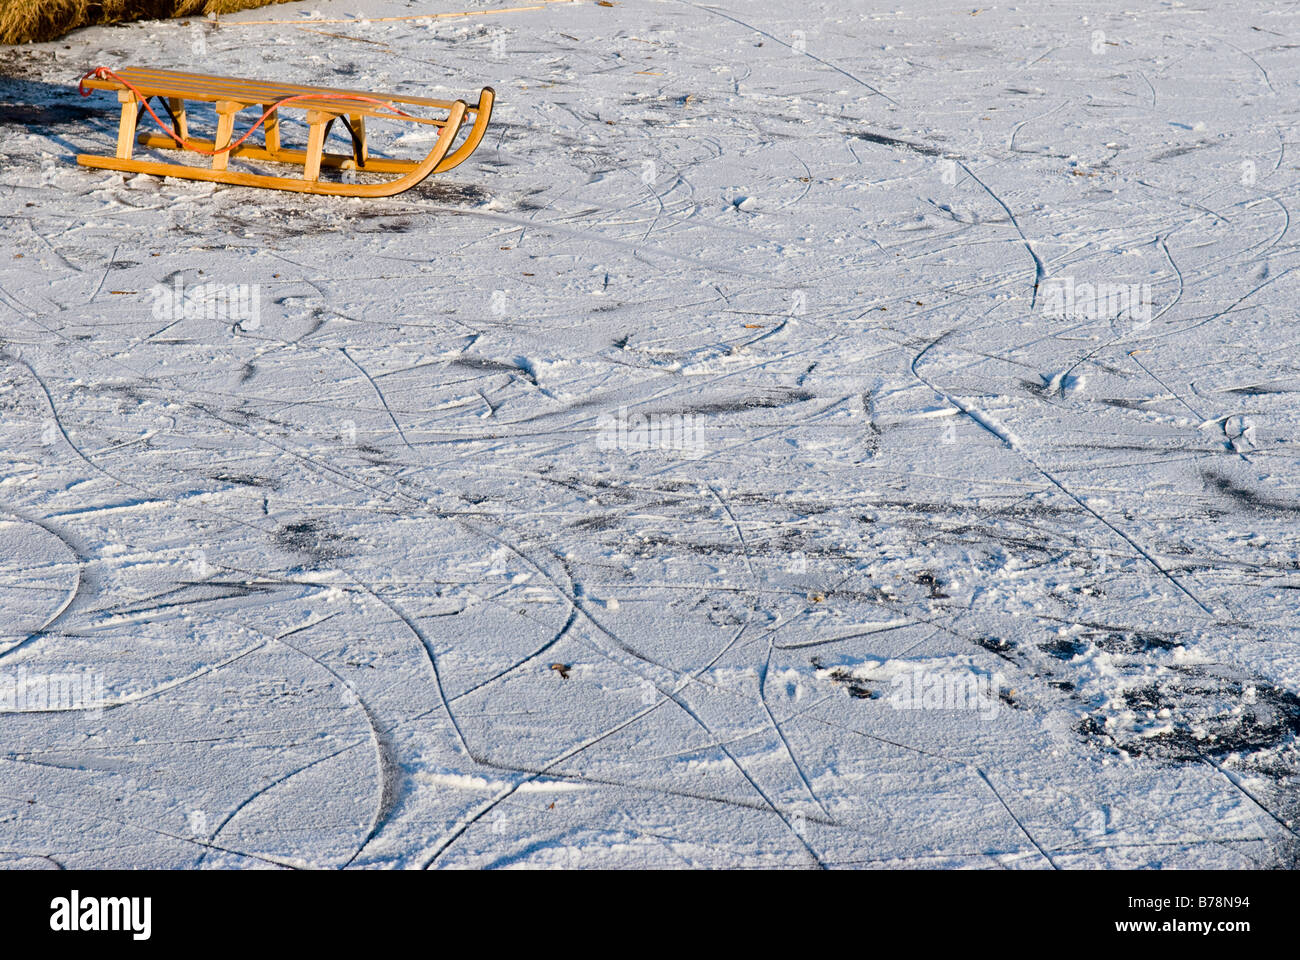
(115, 90, 136, 159)
(303, 110, 328, 181)
(166, 98, 188, 141)
(262, 104, 278, 152)
(211, 100, 241, 172)
(349, 113, 367, 165)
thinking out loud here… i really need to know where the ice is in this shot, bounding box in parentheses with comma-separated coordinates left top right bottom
(1, 0, 1298, 869)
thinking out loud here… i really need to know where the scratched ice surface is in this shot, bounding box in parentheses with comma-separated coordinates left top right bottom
(1, 0, 1298, 868)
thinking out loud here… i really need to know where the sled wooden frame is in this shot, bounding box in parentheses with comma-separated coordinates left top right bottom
(76, 67, 494, 197)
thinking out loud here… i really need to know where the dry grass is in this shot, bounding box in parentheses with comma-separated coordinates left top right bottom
(0, 1, 299, 45)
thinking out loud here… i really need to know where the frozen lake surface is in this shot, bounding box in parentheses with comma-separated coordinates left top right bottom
(1, 0, 1298, 868)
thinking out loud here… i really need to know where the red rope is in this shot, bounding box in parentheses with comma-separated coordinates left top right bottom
(78, 66, 418, 156)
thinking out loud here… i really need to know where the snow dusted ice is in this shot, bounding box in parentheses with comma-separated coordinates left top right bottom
(1, 0, 1299, 869)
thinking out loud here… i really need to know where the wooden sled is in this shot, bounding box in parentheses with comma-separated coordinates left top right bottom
(76, 66, 494, 197)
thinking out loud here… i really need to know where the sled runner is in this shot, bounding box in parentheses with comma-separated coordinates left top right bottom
(75, 66, 494, 197)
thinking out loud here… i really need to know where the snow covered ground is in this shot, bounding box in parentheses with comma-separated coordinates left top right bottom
(1, 0, 1299, 869)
